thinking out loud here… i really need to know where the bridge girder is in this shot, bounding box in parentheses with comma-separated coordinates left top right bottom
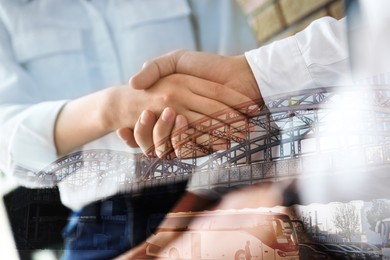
(31, 86, 390, 192)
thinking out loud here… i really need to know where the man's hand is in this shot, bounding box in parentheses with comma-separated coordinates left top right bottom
(130, 50, 260, 101)
(120, 50, 262, 159)
(114, 72, 257, 158)
(56, 70, 254, 156)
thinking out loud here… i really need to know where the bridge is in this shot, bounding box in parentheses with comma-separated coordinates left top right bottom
(35, 86, 390, 203)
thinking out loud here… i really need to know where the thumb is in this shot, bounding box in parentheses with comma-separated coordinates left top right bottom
(129, 50, 187, 90)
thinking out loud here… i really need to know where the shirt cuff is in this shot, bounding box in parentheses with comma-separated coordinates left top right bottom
(245, 35, 315, 100)
(10, 100, 67, 187)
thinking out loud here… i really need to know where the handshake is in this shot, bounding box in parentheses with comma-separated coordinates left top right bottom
(116, 50, 262, 159)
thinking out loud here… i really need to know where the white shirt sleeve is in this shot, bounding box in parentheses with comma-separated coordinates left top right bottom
(245, 16, 352, 99)
(2, 102, 68, 187)
(0, 18, 67, 187)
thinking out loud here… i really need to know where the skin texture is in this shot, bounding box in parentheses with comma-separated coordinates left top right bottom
(112, 51, 280, 260)
(118, 50, 262, 159)
(54, 73, 256, 156)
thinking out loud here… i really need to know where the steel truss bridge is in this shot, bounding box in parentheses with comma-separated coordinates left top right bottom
(35, 86, 390, 202)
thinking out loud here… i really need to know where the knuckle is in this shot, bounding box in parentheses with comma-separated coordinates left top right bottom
(169, 49, 185, 56)
(211, 83, 224, 97)
(161, 91, 176, 105)
(142, 60, 153, 69)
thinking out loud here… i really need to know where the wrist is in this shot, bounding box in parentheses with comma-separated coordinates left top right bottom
(228, 55, 261, 102)
(99, 85, 140, 132)
(97, 86, 121, 133)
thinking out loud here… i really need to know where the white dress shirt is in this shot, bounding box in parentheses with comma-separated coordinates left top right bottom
(245, 17, 351, 99)
(246, 1, 390, 99)
(245, 3, 390, 205)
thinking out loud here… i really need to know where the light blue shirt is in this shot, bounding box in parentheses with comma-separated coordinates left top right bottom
(0, 0, 257, 209)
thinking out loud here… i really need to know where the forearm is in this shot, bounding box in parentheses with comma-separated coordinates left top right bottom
(55, 73, 258, 157)
(54, 86, 135, 156)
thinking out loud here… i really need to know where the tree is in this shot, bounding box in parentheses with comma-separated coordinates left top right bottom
(365, 199, 390, 232)
(333, 203, 360, 241)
